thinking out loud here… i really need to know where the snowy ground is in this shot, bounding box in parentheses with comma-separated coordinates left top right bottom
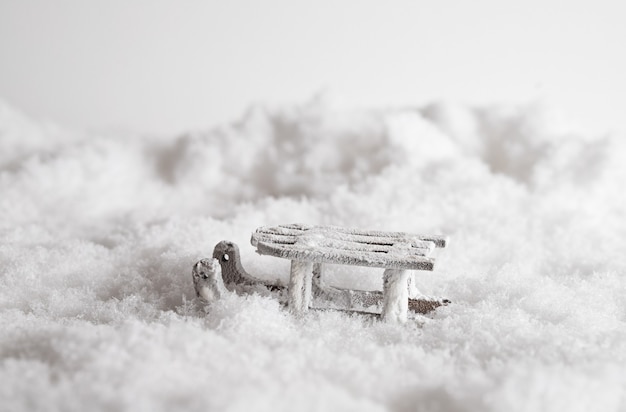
(1, 98, 625, 411)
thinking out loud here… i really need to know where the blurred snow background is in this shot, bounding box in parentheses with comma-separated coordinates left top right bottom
(1, 1, 626, 411)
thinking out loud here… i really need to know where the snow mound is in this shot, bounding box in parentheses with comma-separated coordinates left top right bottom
(1, 98, 625, 411)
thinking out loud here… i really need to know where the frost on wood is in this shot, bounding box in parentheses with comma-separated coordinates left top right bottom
(382, 269, 410, 323)
(251, 224, 449, 322)
(251, 223, 447, 271)
(289, 260, 313, 314)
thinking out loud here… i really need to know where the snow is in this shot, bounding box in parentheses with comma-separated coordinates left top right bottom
(1, 97, 625, 411)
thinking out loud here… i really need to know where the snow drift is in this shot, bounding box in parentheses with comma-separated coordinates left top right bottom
(1, 97, 625, 411)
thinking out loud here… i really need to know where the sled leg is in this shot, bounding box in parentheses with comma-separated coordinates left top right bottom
(289, 260, 313, 315)
(381, 269, 409, 323)
(312, 263, 324, 288)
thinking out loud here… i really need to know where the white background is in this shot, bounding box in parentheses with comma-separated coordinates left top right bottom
(1, 0, 624, 134)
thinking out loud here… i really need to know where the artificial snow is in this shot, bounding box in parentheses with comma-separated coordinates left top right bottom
(1, 98, 625, 411)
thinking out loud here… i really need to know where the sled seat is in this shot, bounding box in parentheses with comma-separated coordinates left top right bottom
(251, 223, 448, 323)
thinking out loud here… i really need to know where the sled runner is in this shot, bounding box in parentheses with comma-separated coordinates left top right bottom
(251, 223, 449, 323)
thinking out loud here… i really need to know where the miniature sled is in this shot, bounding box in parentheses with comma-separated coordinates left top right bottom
(251, 223, 449, 323)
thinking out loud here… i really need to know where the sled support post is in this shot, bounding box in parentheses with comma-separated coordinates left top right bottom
(381, 269, 410, 323)
(289, 260, 313, 314)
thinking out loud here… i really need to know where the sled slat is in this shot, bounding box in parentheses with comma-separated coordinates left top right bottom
(255, 225, 448, 248)
(252, 232, 435, 256)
